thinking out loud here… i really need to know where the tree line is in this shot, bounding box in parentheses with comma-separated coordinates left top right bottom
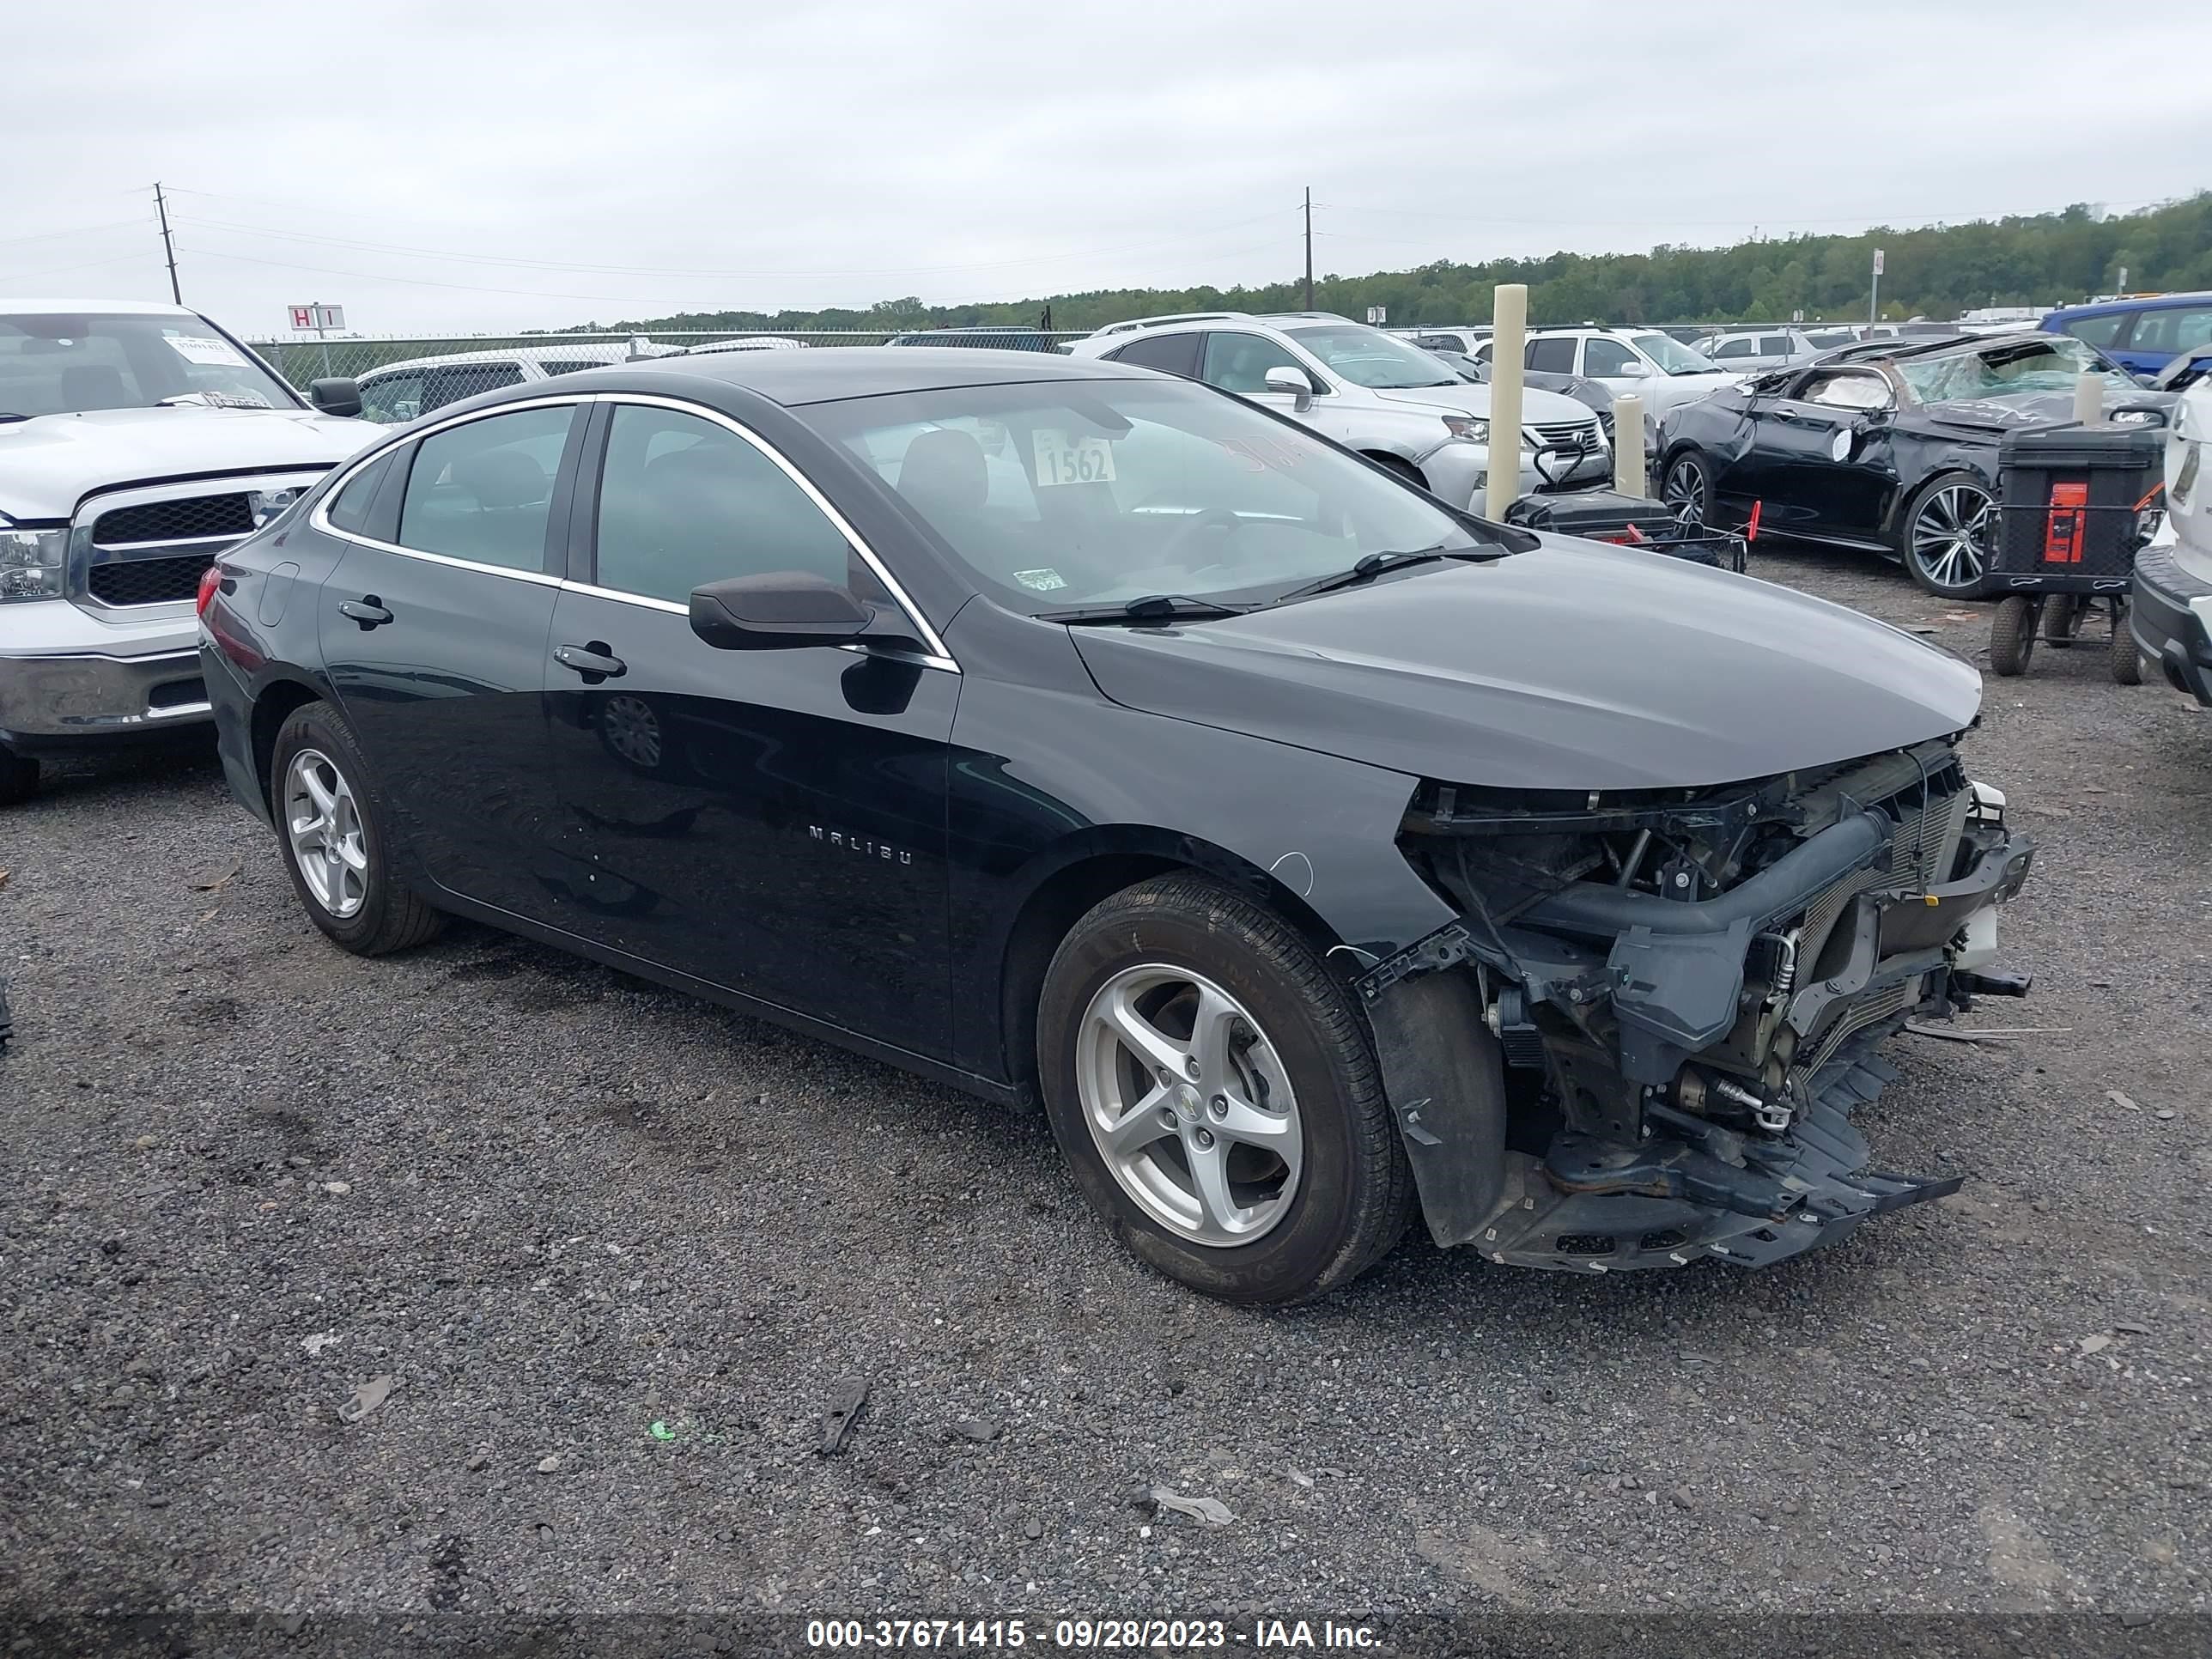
(563, 194, 2209, 337)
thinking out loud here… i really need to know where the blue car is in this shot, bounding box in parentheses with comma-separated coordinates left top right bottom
(2041, 292, 2212, 376)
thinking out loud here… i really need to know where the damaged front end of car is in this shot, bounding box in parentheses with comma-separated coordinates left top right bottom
(1361, 735, 2035, 1273)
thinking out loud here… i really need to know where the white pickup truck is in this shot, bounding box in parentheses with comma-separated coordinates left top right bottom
(1, 300, 380, 805)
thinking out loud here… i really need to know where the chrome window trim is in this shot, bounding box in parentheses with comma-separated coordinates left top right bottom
(307, 392, 958, 668)
(596, 392, 955, 665)
(307, 395, 586, 583)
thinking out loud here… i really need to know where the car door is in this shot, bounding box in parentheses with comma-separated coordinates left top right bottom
(541, 396, 958, 1057)
(1574, 336, 1644, 405)
(1194, 330, 1353, 446)
(317, 398, 580, 920)
(2122, 305, 2212, 376)
(1745, 367, 1900, 538)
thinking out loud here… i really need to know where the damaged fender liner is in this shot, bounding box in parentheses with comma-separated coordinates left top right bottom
(1357, 755, 2036, 1273)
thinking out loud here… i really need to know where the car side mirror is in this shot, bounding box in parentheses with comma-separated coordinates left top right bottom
(308, 376, 363, 418)
(690, 571, 876, 651)
(1615, 361, 1650, 379)
(1262, 365, 1315, 412)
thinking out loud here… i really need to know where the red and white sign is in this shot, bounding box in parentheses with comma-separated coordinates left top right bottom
(288, 303, 345, 331)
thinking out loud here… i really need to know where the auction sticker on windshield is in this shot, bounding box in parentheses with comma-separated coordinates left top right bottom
(1033, 428, 1115, 487)
(165, 335, 251, 368)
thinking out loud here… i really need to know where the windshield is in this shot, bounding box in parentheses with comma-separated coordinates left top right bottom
(1894, 336, 2122, 404)
(807, 380, 1489, 613)
(1631, 333, 1723, 375)
(0, 313, 297, 417)
(1284, 324, 1459, 389)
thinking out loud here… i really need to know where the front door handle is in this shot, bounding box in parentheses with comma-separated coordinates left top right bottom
(1771, 407, 1800, 422)
(553, 641, 627, 681)
(338, 597, 392, 628)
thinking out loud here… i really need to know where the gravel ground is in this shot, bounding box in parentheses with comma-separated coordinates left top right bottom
(2, 545, 2208, 1629)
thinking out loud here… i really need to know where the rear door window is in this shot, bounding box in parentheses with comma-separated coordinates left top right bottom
(1108, 332, 1202, 379)
(2057, 313, 2129, 348)
(1759, 336, 1793, 356)
(397, 404, 575, 571)
(1527, 337, 1577, 373)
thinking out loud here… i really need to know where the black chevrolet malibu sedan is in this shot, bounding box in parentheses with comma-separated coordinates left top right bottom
(199, 349, 2037, 1304)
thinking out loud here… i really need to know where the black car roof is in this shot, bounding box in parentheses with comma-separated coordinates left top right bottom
(1814, 331, 2021, 367)
(563, 345, 1152, 408)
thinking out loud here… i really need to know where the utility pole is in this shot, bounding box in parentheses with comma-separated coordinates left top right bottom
(153, 182, 181, 304)
(1303, 187, 1315, 312)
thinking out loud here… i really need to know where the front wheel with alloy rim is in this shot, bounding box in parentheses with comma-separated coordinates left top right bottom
(1036, 872, 1413, 1305)
(1901, 473, 1996, 599)
(1661, 450, 1713, 527)
(270, 701, 444, 956)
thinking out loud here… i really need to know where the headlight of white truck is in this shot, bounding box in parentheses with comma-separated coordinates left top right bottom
(0, 528, 65, 602)
(1442, 416, 1489, 444)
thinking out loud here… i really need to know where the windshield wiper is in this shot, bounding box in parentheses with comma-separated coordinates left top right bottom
(1271, 544, 1486, 604)
(1039, 593, 1255, 625)
(0, 412, 29, 424)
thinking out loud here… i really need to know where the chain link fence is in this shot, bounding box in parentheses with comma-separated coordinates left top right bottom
(241, 330, 1095, 422)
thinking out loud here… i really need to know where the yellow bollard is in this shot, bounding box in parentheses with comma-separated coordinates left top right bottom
(1484, 284, 1528, 521)
(1613, 395, 1645, 498)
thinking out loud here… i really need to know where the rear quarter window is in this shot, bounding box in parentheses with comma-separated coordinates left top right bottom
(2058, 313, 2129, 348)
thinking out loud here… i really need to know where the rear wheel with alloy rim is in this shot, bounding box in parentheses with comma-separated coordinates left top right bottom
(1036, 872, 1413, 1304)
(1662, 450, 1712, 527)
(1902, 474, 1996, 598)
(270, 701, 444, 956)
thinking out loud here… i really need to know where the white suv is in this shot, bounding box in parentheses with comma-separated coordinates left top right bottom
(1067, 313, 1608, 507)
(1482, 327, 1742, 418)
(356, 341, 671, 423)
(1, 300, 381, 804)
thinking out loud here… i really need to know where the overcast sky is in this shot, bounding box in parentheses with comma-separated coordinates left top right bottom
(9, 0, 2209, 339)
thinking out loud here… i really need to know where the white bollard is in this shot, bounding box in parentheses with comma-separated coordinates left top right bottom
(1612, 395, 1645, 499)
(1484, 284, 1528, 521)
(2074, 368, 2101, 426)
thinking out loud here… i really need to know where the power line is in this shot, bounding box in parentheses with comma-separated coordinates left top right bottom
(177, 234, 1302, 307)
(167, 204, 1304, 281)
(0, 218, 144, 251)
(2, 249, 158, 283)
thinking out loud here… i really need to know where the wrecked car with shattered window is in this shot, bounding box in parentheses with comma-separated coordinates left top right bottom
(201, 347, 2035, 1305)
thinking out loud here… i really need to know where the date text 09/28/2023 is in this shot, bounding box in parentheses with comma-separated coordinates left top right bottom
(802, 1617, 1380, 1648)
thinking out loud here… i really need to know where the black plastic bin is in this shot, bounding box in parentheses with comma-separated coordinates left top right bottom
(1504, 489, 1748, 570)
(1991, 423, 2163, 592)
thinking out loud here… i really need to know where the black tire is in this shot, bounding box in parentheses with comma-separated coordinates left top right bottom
(2110, 599, 2143, 685)
(2043, 594, 2081, 647)
(1989, 596, 2036, 677)
(269, 701, 444, 956)
(1366, 453, 1425, 490)
(1899, 471, 1997, 599)
(1036, 872, 1413, 1306)
(0, 747, 39, 808)
(1661, 449, 1714, 528)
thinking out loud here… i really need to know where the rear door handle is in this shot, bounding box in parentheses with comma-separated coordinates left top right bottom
(337, 597, 392, 628)
(553, 641, 627, 680)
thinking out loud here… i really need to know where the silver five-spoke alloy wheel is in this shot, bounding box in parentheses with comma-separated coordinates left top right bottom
(1075, 963, 1303, 1246)
(1910, 482, 1995, 592)
(283, 748, 368, 919)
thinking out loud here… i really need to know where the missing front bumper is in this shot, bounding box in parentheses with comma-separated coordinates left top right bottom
(1361, 777, 2034, 1273)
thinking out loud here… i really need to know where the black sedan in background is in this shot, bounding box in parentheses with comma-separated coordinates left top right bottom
(200, 349, 2034, 1304)
(1654, 331, 2176, 599)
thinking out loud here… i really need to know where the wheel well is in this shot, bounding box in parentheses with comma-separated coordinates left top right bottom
(994, 849, 1344, 1106)
(249, 679, 323, 811)
(1360, 451, 1425, 489)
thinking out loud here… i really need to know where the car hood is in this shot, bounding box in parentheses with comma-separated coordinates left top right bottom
(1371, 383, 1600, 426)
(0, 405, 380, 520)
(1070, 540, 1983, 791)
(1921, 386, 2180, 433)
